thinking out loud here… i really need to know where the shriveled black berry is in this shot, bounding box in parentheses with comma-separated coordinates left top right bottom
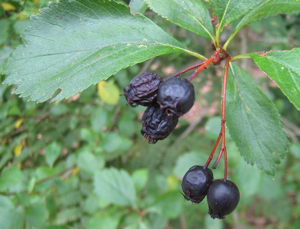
(141, 103, 178, 144)
(207, 179, 240, 219)
(124, 72, 163, 107)
(181, 165, 213, 204)
(157, 77, 195, 118)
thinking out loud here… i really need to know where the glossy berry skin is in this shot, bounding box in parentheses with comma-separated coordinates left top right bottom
(157, 77, 195, 118)
(181, 165, 214, 204)
(207, 179, 240, 219)
(141, 103, 178, 144)
(124, 72, 163, 107)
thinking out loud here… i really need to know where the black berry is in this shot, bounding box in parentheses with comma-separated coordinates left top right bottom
(141, 103, 178, 144)
(157, 77, 195, 118)
(124, 72, 163, 107)
(207, 179, 240, 219)
(181, 165, 214, 204)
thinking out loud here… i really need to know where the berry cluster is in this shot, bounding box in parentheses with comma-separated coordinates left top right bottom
(124, 72, 195, 143)
(181, 165, 240, 219)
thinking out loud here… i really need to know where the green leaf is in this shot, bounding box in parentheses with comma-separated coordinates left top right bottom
(45, 142, 62, 167)
(145, 0, 214, 40)
(88, 214, 122, 229)
(0, 166, 22, 191)
(94, 167, 136, 206)
(90, 107, 108, 133)
(210, 0, 263, 29)
(234, 0, 300, 34)
(0, 195, 24, 229)
(77, 151, 104, 174)
(129, 0, 148, 15)
(226, 63, 288, 175)
(131, 168, 149, 192)
(4, 0, 198, 103)
(148, 191, 184, 219)
(25, 200, 49, 227)
(248, 49, 300, 110)
(289, 142, 300, 159)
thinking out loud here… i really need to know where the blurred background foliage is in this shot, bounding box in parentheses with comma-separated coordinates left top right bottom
(1, 0, 300, 228)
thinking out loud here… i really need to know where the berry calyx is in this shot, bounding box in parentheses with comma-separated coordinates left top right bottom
(157, 77, 195, 118)
(141, 103, 178, 144)
(124, 72, 163, 107)
(207, 179, 240, 219)
(181, 165, 214, 204)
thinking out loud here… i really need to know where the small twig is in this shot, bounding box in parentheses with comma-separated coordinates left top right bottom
(178, 107, 209, 141)
(284, 127, 298, 142)
(281, 117, 300, 135)
(138, 58, 155, 75)
(164, 61, 205, 81)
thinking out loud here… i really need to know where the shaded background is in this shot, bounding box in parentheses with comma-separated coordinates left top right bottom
(1, 0, 300, 228)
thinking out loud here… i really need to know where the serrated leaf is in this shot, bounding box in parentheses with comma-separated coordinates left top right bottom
(145, 0, 214, 40)
(45, 142, 62, 167)
(131, 168, 149, 192)
(209, 0, 263, 29)
(129, 0, 148, 15)
(226, 63, 288, 175)
(234, 0, 300, 34)
(25, 200, 49, 227)
(4, 0, 196, 103)
(88, 214, 122, 229)
(94, 167, 136, 206)
(248, 49, 300, 110)
(97, 81, 120, 105)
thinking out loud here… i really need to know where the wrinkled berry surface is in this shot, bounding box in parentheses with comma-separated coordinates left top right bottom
(141, 103, 178, 144)
(124, 72, 163, 107)
(181, 165, 213, 204)
(157, 77, 195, 118)
(207, 179, 240, 219)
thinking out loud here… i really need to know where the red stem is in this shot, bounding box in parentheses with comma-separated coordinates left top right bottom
(188, 50, 220, 82)
(203, 133, 222, 169)
(211, 57, 231, 177)
(164, 61, 205, 81)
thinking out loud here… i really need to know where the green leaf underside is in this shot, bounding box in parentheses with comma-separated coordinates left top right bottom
(4, 0, 191, 103)
(145, 0, 214, 40)
(226, 63, 288, 175)
(129, 0, 148, 15)
(210, 0, 263, 29)
(94, 167, 136, 206)
(248, 48, 300, 110)
(235, 0, 300, 33)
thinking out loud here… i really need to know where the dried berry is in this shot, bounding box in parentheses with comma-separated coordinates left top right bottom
(181, 165, 214, 203)
(157, 77, 195, 118)
(207, 179, 240, 219)
(124, 72, 163, 107)
(141, 103, 178, 144)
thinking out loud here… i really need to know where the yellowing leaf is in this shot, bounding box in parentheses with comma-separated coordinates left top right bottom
(18, 12, 26, 20)
(1, 2, 16, 11)
(33, 0, 40, 3)
(97, 81, 120, 105)
(72, 167, 80, 177)
(15, 118, 24, 129)
(14, 144, 23, 157)
(167, 175, 179, 191)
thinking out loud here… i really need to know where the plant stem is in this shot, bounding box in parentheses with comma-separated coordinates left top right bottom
(223, 30, 239, 50)
(164, 61, 205, 81)
(203, 133, 222, 169)
(188, 50, 220, 82)
(211, 57, 230, 180)
(230, 54, 252, 62)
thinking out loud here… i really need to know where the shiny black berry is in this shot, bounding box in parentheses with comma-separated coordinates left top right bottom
(181, 165, 214, 204)
(207, 179, 240, 219)
(124, 72, 163, 107)
(157, 77, 195, 118)
(141, 103, 178, 144)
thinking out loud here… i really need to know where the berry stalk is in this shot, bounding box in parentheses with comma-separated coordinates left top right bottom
(188, 50, 220, 82)
(212, 57, 231, 180)
(164, 61, 205, 81)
